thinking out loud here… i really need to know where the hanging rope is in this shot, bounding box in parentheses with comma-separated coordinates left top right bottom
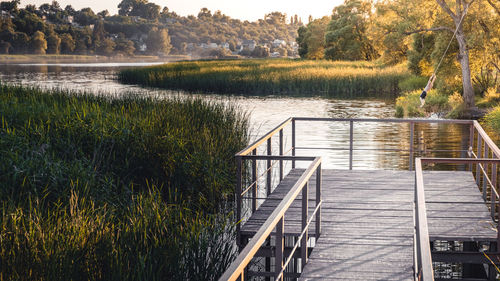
(432, 7, 469, 76)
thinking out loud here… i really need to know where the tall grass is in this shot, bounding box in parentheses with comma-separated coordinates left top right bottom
(118, 59, 411, 98)
(0, 84, 248, 280)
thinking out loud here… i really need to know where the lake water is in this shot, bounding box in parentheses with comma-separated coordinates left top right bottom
(0, 62, 470, 170)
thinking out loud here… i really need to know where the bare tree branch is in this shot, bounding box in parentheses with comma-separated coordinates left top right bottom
(436, 0, 457, 19)
(486, 0, 500, 16)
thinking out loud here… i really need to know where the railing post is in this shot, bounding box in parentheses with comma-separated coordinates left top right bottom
(316, 164, 322, 239)
(469, 123, 475, 171)
(275, 217, 284, 281)
(279, 129, 284, 181)
(252, 149, 257, 212)
(292, 119, 296, 169)
(301, 182, 309, 269)
(267, 138, 272, 196)
(409, 122, 414, 171)
(476, 134, 483, 186)
(483, 146, 489, 201)
(492, 161, 497, 220)
(236, 156, 242, 249)
(349, 120, 354, 170)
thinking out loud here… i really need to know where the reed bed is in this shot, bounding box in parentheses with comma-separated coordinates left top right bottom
(118, 59, 411, 97)
(0, 84, 248, 280)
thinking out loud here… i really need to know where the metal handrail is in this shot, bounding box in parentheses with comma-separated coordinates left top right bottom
(414, 158, 434, 281)
(220, 157, 322, 281)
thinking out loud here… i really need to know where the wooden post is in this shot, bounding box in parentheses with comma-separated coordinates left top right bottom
(492, 162, 497, 220)
(301, 182, 309, 269)
(476, 135, 483, 186)
(349, 120, 354, 170)
(315, 165, 322, 239)
(267, 138, 272, 196)
(275, 217, 284, 281)
(279, 129, 284, 181)
(292, 119, 296, 169)
(409, 122, 414, 171)
(252, 149, 257, 212)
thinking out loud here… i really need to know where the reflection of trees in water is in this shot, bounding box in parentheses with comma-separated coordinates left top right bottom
(373, 122, 470, 170)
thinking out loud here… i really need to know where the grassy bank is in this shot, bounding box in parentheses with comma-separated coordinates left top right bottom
(0, 84, 248, 280)
(118, 59, 411, 97)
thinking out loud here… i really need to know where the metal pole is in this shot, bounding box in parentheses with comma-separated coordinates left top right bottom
(484, 146, 489, 201)
(252, 149, 257, 212)
(279, 129, 284, 181)
(316, 165, 322, 239)
(275, 217, 284, 281)
(476, 135, 483, 186)
(469, 124, 475, 171)
(292, 119, 296, 169)
(409, 122, 414, 171)
(301, 182, 309, 269)
(349, 120, 354, 170)
(267, 138, 272, 196)
(236, 156, 242, 249)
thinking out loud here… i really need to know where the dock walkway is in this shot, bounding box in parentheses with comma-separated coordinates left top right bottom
(219, 118, 500, 281)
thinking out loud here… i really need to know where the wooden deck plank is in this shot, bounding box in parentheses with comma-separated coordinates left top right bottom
(239, 169, 497, 280)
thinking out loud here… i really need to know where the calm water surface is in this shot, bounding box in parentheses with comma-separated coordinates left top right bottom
(0, 63, 470, 169)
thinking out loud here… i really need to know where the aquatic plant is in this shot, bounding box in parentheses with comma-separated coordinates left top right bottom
(118, 59, 411, 98)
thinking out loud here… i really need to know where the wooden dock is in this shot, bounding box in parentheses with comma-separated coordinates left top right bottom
(219, 118, 500, 281)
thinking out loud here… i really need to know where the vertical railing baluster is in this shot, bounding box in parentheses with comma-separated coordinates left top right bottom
(301, 182, 309, 269)
(276, 217, 284, 281)
(252, 149, 257, 212)
(316, 165, 322, 239)
(279, 129, 284, 181)
(292, 119, 296, 169)
(483, 146, 489, 201)
(409, 122, 414, 171)
(469, 123, 475, 171)
(492, 161, 497, 220)
(349, 120, 354, 170)
(267, 138, 272, 196)
(236, 156, 242, 249)
(476, 134, 483, 186)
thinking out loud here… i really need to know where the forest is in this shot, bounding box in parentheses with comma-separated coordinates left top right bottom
(0, 0, 300, 57)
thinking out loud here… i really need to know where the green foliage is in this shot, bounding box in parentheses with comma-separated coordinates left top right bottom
(398, 76, 428, 92)
(46, 31, 61, 54)
(295, 17, 330, 60)
(477, 88, 500, 108)
(0, 83, 248, 280)
(146, 27, 171, 55)
(59, 33, 75, 54)
(118, 59, 410, 97)
(324, 0, 377, 61)
(395, 89, 464, 117)
(484, 106, 500, 138)
(30, 30, 47, 54)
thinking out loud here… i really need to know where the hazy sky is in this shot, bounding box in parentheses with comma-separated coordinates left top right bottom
(20, 0, 342, 22)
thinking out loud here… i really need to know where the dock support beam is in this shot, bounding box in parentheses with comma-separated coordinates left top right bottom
(349, 121, 353, 170)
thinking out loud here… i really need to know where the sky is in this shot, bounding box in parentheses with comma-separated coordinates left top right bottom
(20, 0, 343, 22)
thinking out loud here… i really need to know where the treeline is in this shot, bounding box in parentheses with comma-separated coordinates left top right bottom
(0, 0, 300, 57)
(297, 0, 500, 109)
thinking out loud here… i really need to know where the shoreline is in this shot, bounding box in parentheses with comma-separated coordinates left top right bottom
(0, 54, 190, 64)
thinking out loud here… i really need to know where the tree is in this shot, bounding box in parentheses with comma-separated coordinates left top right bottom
(96, 37, 115, 56)
(46, 31, 61, 54)
(60, 33, 75, 54)
(115, 35, 135, 56)
(0, 0, 20, 14)
(295, 16, 330, 59)
(265, 12, 286, 25)
(434, 0, 477, 109)
(30, 31, 47, 54)
(251, 45, 270, 58)
(0, 41, 11, 54)
(198, 8, 212, 19)
(324, 0, 378, 61)
(12, 32, 29, 53)
(75, 8, 97, 26)
(146, 27, 171, 55)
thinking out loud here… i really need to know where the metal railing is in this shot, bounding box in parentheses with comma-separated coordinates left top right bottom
(415, 157, 500, 281)
(227, 117, 500, 281)
(220, 157, 322, 281)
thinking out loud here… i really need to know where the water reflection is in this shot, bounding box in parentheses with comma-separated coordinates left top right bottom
(0, 63, 470, 170)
